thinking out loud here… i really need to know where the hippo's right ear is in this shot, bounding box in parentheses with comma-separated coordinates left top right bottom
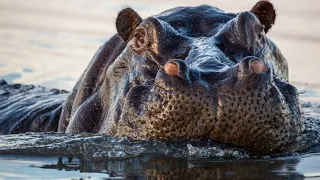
(250, 0, 276, 33)
(116, 8, 143, 43)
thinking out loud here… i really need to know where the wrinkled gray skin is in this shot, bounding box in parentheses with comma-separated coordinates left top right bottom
(0, 1, 312, 154)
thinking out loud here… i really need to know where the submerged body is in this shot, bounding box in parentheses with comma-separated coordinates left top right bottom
(0, 1, 312, 154)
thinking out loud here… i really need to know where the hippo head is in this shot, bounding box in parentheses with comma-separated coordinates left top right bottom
(56, 1, 303, 154)
(109, 1, 303, 154)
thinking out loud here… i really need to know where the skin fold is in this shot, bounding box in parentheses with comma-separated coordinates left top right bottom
(0, 1, 310, 154)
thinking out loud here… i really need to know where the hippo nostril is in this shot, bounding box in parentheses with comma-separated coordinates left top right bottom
(162, 59, 190, 80)
(164, 62, 179, 76)
(249, 59, 269, 73)
(238, 56, 270, 78)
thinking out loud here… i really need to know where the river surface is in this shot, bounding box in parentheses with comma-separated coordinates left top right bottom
(0, 0, 320, 179)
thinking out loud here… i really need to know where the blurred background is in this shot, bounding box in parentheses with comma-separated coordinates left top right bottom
(0, 0, 319, 100)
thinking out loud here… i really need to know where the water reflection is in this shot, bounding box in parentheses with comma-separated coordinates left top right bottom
(1, 131, 320, 179)
(3, 132, 319, 179)
(1, 73, 22, 83)
(33, 156, 306, 180)
(22, 68, 34, 73)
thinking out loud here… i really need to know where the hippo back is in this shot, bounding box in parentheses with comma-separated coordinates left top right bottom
(0, 80, 67, 134)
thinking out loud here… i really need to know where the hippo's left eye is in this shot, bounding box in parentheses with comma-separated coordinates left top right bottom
(172, 47, 191, 60)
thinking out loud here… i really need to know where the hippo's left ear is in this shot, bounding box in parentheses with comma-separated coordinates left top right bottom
(116, 8, 143, 43)
(250, 0, 276, 33)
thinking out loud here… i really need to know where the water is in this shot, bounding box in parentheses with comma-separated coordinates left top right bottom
(0, 0, 320, 179)
(0, 132, 320, 179)
(0, 155, 317, 180)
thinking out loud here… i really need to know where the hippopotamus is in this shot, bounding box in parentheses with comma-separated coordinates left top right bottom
(0, 1, 311, 154)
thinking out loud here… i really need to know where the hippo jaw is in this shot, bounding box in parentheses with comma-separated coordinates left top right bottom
(108, 1, 303, 154)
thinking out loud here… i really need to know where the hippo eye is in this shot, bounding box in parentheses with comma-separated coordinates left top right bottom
(257, 24, 265, 40)
(216, 42, 238, 63)
(216, 42, 235, 61)
(216, 42, 226, 52)
(172, 47, 191, 60)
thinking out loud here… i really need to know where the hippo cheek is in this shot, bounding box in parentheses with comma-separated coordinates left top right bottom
(115, 84, 152, 139)
(211, 57, 303, 154)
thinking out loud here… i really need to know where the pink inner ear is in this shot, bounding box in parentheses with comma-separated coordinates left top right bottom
(250, 60, 269, 73)
(164, 62, 179, 76)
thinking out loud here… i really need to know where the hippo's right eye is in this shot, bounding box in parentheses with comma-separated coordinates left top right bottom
(216, 42, 226, 52)
(257, 25, 265, 40)
(216, 42, 238, 63)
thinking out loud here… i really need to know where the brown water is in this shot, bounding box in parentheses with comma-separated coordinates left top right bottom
(0, 0, 320, 179)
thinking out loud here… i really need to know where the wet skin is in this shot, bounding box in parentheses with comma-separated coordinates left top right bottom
(0, 1, 307, 154)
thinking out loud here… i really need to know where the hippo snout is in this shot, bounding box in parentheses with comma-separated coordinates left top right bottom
(116, 55, 302, 154)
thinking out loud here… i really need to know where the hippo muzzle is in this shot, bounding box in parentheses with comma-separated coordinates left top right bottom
(116, 53, 302, 153)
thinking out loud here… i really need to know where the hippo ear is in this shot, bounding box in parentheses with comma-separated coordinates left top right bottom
(131, 17, 191, 62)
(250, 0, 276, 33)
(130, 17, 162, 56)
(116, 8, 142, 43)
(124, 17, 191, 66)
